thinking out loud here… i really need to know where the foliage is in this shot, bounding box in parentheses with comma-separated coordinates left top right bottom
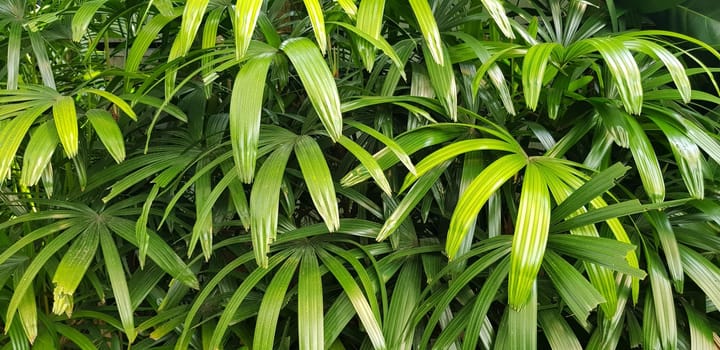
(1, 0, 720, 348)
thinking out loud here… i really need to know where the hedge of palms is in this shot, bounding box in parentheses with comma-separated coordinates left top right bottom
(1, 0, 720, 349)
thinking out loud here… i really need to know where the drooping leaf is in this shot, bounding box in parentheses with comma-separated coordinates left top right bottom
(295, 135, 340, 231)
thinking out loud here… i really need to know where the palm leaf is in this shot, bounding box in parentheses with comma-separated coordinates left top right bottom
(409, 0, 443, 65)
(281, 37, 343, 141)
(295, 135, 340, 231)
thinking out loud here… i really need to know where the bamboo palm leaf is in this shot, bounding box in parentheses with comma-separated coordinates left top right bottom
(221, 162, 251, 229)
(295, 135, 340, 231)
(679, 244, 720, 310)
(331, 21, 405, 76)
(135, 185, 158, 267)
(543, 250, 605, 324)
(52, 226, 99, 317)
(21, 121, 58, 187)
(410, 0, 443, 65)
(683, 302, 716, 350)
(235, 0, 264, 59)
(254, 251, 302, 350)
(281, 37, 343, 141)
(7, 22, 21, 90)
(447, 154, 526, 259)
(423, 43, 457, 120)
(0, 102, 52, 181)
(86, 109, 125, 163)
(250, 143, 293, 267)
(538, 309, 582, 350)
(377, 162, 449, 241)
(645, 247, 677, 350)
(4, 226, 85, 331)
(649, 115, 703, 199)
(175, 0, 209, 54)
(624, 115, 665, 203)
(55, 324, 96, 350)
(303, 0, 327, 54)
(508, 282, 537, 349)
(578, 38, 644, 114)
(346, 120, 415, 174)
(646, 210, 683, 290)
(336, 0, 357, 17)
(208, 251, 292, 350)
(356, 0, 385, 71)
(98, 225, 136, 342)
(384, 258, 420, 349)
(125, 9, 183, 73)
(462, 257, 509, 350)
(71, 0, 106, 42)
(317, 248, 386, 349)
(27, 30, 55, 89)
(52, 95, 79, 158)
(522, 43, 560, 111)
(230, 54, 273, 182)
(625, 38, 691, 103)
(338, 135, 392, 195)
(508, 162, 550, 308)
(191, 159, 214, 260)
(15, 266, 36, 344)
(399, 138, 516, 192)
(80, 88, 137, 121)
(480, 0, 514, 38)
(106, 218, 199, 289)
(298, 248, 324, 350)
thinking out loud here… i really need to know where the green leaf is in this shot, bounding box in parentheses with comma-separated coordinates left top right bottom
(28, 30, 55, 89)
(548, 235, 646, 278)
(7, 22, 21, 90)
(462, 257, 509, 350)
(523, 43, 560, 111)
(508, 282, 537, 350)
(208, 251, 292, 350)
(52, 227, 99, 317)
(174, 0, 209, 55)
(410, 0, 444, 65)
(317, 248, 386, 350)
(550, 162, 629, 224)
(377, 162, 449, 241)
(355, 0, 386, 71)
(338, 135, 392, 195)
(55, 324, 96, 350)
(447, 154, 526, 259)
(21, 121, 58, 187)
(230, 49, 274, 183)
(5, 226, 85, 331)
(254, 251, 301, 350)
(281, 38, 343, 141)
(645, 247, 677, 350)
(71, 0, 106, 42)
(400, 138, 516, 192)
(543, 250, 605, 325)
(298, 248, 324, 350)
(80, 88, 137, 121)
(250, 144, 293, 267)
(679, 244, 720, 311)
(98, 225, 136, 341)
(302, 0, 327, 53)
(295, 135, 340, 231)
(107, 217, 199, 289)
(86, 109, 125, 163)
(235, 0, 263, 59)
(624, 114, 665, 203)
(646, 210, 683, 290)
(683, 301, 716, 350)
(480, 0, 514, 38)
(538, 310, 583, 350)
(52, 95, 78, 158)
(508, 162, 550, 308)
(423, 43, 457, 121)
(125, 8, 183, 72)
(668, 0, 720, 46)
(384, 258, 420, 349)
(346, 120, 415, 175)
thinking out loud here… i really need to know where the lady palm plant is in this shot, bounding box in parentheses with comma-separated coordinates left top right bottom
(1, 0, 720, 349)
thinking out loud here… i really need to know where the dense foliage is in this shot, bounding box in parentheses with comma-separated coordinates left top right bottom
(1, 0, 720, 348)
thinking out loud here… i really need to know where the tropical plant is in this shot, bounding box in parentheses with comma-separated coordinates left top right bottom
(1, 0, 720, 349)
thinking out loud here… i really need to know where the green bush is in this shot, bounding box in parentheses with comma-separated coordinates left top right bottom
(1, 0, 719, 348)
